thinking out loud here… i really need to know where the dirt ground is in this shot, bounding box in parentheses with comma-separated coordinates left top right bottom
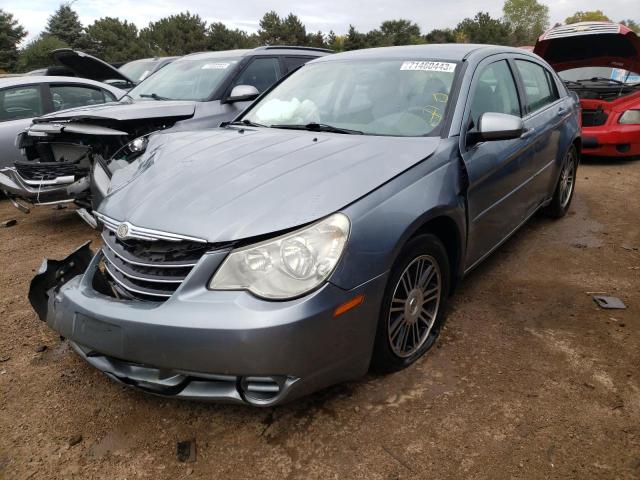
(0, 158, 639, 480)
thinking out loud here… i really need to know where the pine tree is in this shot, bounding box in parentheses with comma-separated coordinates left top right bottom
(44, 3, 84, 48)
(0, 9, 27, 72)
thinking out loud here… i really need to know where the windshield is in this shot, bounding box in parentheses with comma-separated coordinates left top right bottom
(128, 57, 240, 101)
(560, 67, 640, 84)
(119, 60, 159, 83)
(242, 59, 458, 136)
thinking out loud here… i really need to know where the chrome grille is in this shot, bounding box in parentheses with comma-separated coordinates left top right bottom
(543, 22, 620, 39)
(99, 229, 211, 301)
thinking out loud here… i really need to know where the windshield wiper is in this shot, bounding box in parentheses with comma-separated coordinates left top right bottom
(139, 93, 172, 101)
(577, 77, 626, 85)
(223, 119, 268, 128)
(270, 122, 363, 135)
(563, 79, 583, 87)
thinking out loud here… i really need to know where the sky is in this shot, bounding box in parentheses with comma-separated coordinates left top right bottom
(5, 0, 640, 44)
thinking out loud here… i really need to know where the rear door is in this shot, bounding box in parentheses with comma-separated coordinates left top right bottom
(0, 84, 46, 168)
(512, 58, 565, 212)
(460, 57, 535, 270)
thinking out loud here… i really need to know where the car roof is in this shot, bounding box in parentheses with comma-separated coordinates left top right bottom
(179, 46, 331, 62)
(0, 75, 125, 94)
(312, 43, 533, 63)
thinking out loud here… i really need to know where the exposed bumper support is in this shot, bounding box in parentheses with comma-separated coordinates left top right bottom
(0, 167, 78, 206)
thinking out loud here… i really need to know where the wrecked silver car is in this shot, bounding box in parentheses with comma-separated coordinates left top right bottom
(31, 44, 580, 406)
(1, 47, 330, 220)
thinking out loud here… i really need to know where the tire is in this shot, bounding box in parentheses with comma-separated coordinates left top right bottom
(543, 145, 578, 218)
(371, 234, 450, 373)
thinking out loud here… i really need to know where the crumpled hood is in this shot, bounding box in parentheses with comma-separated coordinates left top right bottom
(33, 100, 196, 124)
(535, 22, 640, 72)
(99, 127, 440, 243)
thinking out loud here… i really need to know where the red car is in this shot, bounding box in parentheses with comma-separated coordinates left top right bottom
(535, 22, 640, 159)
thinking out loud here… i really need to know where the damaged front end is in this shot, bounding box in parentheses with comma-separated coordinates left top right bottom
(29, 242, 94, 322)
(4, 104, 193, 219)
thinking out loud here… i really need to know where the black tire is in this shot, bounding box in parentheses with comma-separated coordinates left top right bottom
(543, 145, 578, 218)
(371, 234, 450, 373)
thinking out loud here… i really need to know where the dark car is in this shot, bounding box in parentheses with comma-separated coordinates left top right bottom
(118, 56, 178, 84)
(0, 46, 330, 219)
(534, 22, 640, 158)
(31, 44, 580, 406)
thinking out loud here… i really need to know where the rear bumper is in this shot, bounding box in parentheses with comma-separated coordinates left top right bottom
(0, 167, 75, 205)
(42, 251, 387, 405)
(582, 124, 640, 157)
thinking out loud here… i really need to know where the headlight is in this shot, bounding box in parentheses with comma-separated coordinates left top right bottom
(110, 134, 150, 163)
(210, 213, 350, 300)
(619, 110, 640, 125)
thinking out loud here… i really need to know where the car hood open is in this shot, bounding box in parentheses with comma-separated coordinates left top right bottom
(534, 22, 640, 72)
(52, 48, 135, 85)
(32, 100, 197, 125)
(99, 128, 441, 243)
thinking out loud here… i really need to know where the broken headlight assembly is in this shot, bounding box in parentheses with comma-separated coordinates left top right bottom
(618, 110, 640, 125)
(210, 213, 350, 300)
(111, 134, 151, 164)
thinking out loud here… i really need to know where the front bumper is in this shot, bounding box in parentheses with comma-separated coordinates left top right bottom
(0, 167, 78, 205)
(582, 124, 640, 158)
(43, 251, 387, 406)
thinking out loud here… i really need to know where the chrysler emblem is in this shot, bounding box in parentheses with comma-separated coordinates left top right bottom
(116, 223, 129, 239)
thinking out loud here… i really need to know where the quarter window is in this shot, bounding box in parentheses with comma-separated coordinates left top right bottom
(470, 60, 521, 127)
(283, 56, 313, 73)
(50, 85, 110, 111)
(0, 86, 43, 121)
(232, 57, 281, 93)
(515, 60, 559, 113)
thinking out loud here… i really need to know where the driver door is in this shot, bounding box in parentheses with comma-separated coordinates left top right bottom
(461, 58, 535, 270)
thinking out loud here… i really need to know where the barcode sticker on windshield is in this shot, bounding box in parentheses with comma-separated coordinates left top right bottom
(201, 63, 230, 70)
(400, 61, 456, 72)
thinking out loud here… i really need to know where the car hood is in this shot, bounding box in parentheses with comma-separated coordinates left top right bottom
(534, 22, 640, 72)
(52, 48, 135, 84)
(99, 128, 441, 243)
(32, 100, 196, 124)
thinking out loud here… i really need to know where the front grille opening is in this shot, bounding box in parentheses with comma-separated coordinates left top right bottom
(581, 109, 608, 127)
(96, 229, 214, 302)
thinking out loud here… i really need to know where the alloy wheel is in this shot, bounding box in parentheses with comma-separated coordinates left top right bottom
(559, 151, 576, 209)
(387, 255, 442, 358)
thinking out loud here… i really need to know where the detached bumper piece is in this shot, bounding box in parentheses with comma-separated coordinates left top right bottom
(28, 242, 94, 322)
(71, 342, 299, 406)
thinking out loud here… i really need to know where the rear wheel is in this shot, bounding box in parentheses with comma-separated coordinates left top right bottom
(371, 234, 450, 373)
(544, 145, 577, 218)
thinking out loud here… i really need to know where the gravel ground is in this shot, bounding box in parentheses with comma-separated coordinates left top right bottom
(0, 158, 639, 479)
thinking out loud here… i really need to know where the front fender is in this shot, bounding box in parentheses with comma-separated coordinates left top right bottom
(333, 143, 465, 290)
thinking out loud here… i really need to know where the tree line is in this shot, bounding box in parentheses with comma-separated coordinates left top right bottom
(0, 2, 638, 73)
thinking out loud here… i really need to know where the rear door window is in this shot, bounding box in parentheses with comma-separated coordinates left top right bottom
(232, 57, 282, 93)
(50, 84, 110, 111)
(0, 85, 43, 121)
(515, 60, 559, 113)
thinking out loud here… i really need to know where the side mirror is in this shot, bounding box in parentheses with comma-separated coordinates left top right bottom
(468, 112, 524, 145)
(225, 85, 260, 103)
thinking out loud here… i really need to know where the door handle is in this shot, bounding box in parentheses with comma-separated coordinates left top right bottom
(557, 107, 569, 116)
(520, 128, 535, 139)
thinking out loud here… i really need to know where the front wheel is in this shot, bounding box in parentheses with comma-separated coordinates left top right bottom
(544, 145, 578, 218)
(371, 234, 450, 373)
